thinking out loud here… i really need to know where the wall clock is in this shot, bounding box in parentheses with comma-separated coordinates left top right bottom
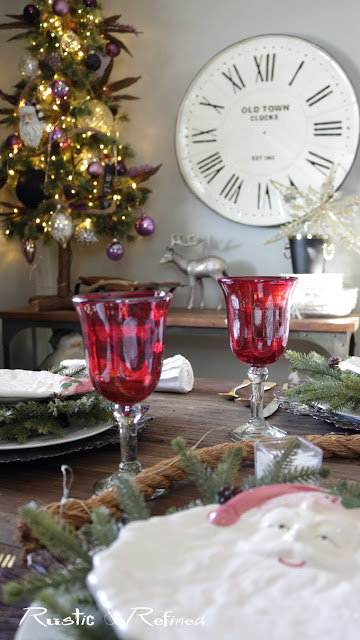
(175, 34, 360, 226)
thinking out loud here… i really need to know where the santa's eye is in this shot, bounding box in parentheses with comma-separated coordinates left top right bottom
(317, 533, 337, 547)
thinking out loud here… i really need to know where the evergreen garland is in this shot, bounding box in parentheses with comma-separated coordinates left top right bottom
(0, 392, 114, 443)
(285, 350, 360, 411)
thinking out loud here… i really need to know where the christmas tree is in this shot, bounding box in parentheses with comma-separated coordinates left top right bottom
(0, 0, 159, 310)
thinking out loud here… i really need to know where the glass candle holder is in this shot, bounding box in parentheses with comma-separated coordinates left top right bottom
(254, 436, 323, 483)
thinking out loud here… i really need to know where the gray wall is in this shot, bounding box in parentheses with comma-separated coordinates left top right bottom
(1, 0, 360, 380)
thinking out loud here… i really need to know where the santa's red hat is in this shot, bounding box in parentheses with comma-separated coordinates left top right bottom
(208, 484, 329, 527)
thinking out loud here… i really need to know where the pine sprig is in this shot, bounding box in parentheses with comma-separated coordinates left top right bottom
(0, 391, 114, 443)
(211, 447, 246, 488)
(285, 350, 342, 380)
(18, 503, 91, 565)
(78, 507, 119, 551)
(114, 475, 150, 521)
(326, 480, 360, 508)
(284, 350, 360, 411)
(171, 437, 244, 504)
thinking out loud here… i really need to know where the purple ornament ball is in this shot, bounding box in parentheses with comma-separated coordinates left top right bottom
(23, 4, 40, 24)
(51, 79, 70, 100)
(135, 213, 156, 237)
(83, 0, 97, 7)
(106, 41, 121, 58)
(6, 134, 22, 150)
(106, 240, 124, 261)
(50, 125, 62, 141)
(69, 202, 88, 211)
(116, 160, 127, 176)
(52, 0, 69, 16)
(87, 161, 104, 178)
(45, 51, 61, 70)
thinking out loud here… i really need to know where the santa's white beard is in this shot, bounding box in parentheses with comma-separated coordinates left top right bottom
(19, 119, 45, 148)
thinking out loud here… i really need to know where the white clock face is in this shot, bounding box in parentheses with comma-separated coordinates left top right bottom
(175, 35, 360, 226)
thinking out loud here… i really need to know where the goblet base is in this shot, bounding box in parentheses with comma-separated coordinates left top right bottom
(94, 460, 142, 495)
(229, 418, 287, 442)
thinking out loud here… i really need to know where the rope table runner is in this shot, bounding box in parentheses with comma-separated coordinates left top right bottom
(18, 433, 360, 555)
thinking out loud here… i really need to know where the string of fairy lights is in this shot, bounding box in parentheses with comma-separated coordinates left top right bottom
(0, 0, 157, 264)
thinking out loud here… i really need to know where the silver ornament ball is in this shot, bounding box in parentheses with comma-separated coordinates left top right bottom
(78, 100, 114, 134)
(19, 55, 40, 78)
(61, 31, 81, 53)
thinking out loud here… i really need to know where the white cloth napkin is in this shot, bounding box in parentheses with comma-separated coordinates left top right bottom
(155, 354, 194, 393)
(338, 356, 360, 375)
(60, 354, 194, 394)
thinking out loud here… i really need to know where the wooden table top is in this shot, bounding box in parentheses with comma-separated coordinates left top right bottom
(1, 376, 360, 635)
(0, 306, 359, 334)
(1, 377, 360, 550)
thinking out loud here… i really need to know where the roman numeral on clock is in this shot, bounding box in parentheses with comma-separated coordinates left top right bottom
(220, 174, 243, 203)
(197, 152, 225, 183)
(288, 61, 305, 86)
(191, 128, 217, 143)
(257, 182, 272, 209)
(254, 54, 276, 82)
(313, 121, 343, 136)
(199, 96, 224, 114)
(306, 151, 333, 174)
(306, 85, 333, 107)
(222, 64, 246, 92)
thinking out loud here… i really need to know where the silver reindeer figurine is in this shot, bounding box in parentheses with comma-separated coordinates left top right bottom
(160, 234, 228, 309)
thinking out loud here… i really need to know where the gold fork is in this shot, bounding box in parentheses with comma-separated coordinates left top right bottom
(219, 380, 277, 399)
(218, 379, 251, 398)
(0, 552, 16, 568)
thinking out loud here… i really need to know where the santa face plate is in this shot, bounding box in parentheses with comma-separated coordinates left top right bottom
(87, 485, 360, 640)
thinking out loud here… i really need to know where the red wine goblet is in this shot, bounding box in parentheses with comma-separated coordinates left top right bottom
(218, 276, 298, 441)
(72, 290, 172, 493)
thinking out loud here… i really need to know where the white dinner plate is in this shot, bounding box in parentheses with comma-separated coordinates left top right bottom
(15, 609, 67, 640)
(0, 420, 113, 450)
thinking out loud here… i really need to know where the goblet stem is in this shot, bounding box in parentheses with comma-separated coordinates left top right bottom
(249, 366, 267, 420)
(93, 404, 142, 495)
(229, 366, 287, 442)
(116, 404, 142, 476)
